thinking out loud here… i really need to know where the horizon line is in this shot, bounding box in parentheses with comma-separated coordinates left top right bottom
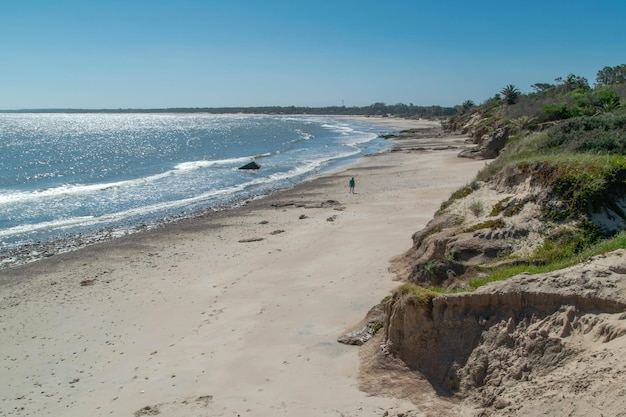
(0, 103, 456, 114)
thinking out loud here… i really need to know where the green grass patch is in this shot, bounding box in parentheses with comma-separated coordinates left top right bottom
(469, 230, 626, 290)
(503, 201, 526, 217)
(489, 197, 526, 217)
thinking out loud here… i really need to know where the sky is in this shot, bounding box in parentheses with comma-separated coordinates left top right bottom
(1, 0, 625, 110)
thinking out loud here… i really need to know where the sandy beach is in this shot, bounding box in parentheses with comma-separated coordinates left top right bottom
(0, 119, 486, 417)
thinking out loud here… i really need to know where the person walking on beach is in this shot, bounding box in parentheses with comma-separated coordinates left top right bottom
(349, 177, 355, 194)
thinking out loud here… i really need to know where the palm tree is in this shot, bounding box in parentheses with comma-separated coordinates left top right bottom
(500, 85, 521, 105)
(598, 90, 621, 113)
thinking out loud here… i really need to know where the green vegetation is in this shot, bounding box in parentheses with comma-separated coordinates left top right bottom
(501, 85, 521, 105)
(490, 196, 526, 217)
(534, 155, 622, 220)
(394, 283, 438, 307)
(541, 113, 626, 153)
(469, 231, 626, 290)
(424, 260, 437, 275)
(444, 63, 626, 291)
(596, 64, 626, 86)
(490, 197, 513, 216)
(370, 321, 384, 335)
(468, 200, 484, 217)
(439, 181, 480, 212)
(461, 100, 476, 113)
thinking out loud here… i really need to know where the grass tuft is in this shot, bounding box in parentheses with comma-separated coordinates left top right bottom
(395, 283, 438, 307)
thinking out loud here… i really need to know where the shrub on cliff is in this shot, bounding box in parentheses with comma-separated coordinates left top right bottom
(541, 113, 626, 153)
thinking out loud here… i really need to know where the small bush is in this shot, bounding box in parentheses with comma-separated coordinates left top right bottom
(542, 114, 626, 153)
(469, 200, 484, 217)
(395, 283, 437, 307)
(544, 104, 575, 121)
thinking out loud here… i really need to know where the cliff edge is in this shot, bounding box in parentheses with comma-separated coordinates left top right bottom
(382, 249, 626, 416)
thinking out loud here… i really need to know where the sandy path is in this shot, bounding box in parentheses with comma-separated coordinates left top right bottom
(0, 119, 485, 417)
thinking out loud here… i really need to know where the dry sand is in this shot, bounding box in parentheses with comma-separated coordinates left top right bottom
(0, 119, 485, 417)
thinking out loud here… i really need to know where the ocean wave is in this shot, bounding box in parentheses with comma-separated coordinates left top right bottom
(0, 216, 96, 239)
(173, 156, 250, 170)
(0, 154, 268, 206)
(342, 132, 379, 146)
(321, 123, 354, 135)
(0, 177, 274, 240)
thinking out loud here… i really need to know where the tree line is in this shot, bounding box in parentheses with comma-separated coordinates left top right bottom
(0, 103, 456, 118)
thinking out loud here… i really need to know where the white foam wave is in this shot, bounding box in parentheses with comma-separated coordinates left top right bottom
(0, 155, 264, 206)
(0, 216, 96, 239)
(174, 156, 250, 171)
(296, 129, 314, 140)
(321, 123, 354, 135)
(343, 132, 378, 146)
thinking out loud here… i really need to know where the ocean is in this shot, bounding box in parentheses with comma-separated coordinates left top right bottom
(0, 113, 395, 265)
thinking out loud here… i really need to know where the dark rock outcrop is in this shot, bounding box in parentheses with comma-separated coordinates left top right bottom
(239, 161, 261, 170)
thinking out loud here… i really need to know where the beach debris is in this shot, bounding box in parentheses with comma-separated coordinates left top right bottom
(271, 199, 343, 209)
(271, 201, 297, 207)
(134, 405, 159, 416)
(326, 215, 338, 222)
(80, 279, 95, 286)
(259, 220, 269, 224)
(299, 214, 308, 219)
(238, 161, 261, 170)
(238, 237, 264, 243)
(196, 395, 213, 406)
(270, 229, 285, 235)
(320, 199, 341, 207)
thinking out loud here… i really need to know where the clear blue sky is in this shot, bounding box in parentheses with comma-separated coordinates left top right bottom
(1, 0, 625, 109)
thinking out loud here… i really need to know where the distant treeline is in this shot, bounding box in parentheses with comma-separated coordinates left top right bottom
(0, 102, 457, 118)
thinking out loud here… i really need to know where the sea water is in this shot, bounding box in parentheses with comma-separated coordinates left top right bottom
(0, 113, 395, 261)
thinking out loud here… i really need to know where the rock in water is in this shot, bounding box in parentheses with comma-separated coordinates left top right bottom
(239, 161, 261, 170)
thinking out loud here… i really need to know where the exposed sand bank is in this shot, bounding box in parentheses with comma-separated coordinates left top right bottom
(0, 119, 486, 416)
